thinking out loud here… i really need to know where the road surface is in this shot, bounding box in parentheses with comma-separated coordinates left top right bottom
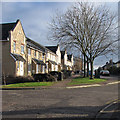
(2, 76, 119, 119)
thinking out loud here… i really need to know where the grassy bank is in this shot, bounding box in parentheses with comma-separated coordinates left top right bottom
(2, 82, 55, 88)
(68, 77, 106, 86)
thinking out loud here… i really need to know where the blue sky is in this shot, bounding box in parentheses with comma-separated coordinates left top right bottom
(1, 1, 119, 69)
(2, 2, 72, 45)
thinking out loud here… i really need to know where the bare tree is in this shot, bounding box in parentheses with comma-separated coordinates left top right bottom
(49, 2, 117, 79)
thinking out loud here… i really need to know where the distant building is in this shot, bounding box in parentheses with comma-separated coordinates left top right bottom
(114, 60, 120, 68)
(102, 59, 116, 70)
(45, 45, 61, 72)
(61, 50, 73, 71)
(73, 57, 83, 72)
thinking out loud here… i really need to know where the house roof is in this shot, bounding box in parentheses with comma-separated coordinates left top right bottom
(26, 37, 46, 53)
(116, 60, 120, 64)
(45, 46, 58, 54)
(61, 51, 65, 59)
(10, 53, 26, 62)
(0, 20, 19, 40)
(32, 58, 46, 65)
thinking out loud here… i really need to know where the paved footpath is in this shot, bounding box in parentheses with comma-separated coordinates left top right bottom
(41, 75, 120, 89)
(2, 75, 120, 90)
(47, 74, 79, 88)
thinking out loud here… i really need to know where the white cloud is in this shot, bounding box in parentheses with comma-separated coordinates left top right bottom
(1, 1, 119, 67)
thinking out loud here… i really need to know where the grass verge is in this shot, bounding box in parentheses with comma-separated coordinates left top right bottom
(2, 82, 55, 88)
(68, 77, 106, 86)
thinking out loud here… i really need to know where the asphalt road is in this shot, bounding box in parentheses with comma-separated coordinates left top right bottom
(2, 76, 120, 119)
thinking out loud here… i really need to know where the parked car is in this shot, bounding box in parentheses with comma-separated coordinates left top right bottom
(100, 70, 110, 76)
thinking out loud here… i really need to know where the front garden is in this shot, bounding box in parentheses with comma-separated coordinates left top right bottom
(68, 77, 106, 86)
(2, 82, 55, 88)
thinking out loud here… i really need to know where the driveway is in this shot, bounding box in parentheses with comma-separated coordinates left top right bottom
(2, 75, 119, 119)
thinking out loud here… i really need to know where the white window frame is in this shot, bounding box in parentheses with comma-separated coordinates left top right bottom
(42, 66, 45, 73)
(28, 48, 31, 55)
(17, 61, 19, 71)
(13, 41, 16, 52)
(36, 64, 39, 74)
(21, 45, 24, 54)
(34, 51, 36, 57)
(42, 53, 44, 60)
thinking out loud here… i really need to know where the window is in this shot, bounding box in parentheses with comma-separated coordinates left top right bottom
(28, 48, 31, 55)
(34, 51, 36, 57)
(21, 45, 24, 54)
(42, 66, 45, 73)
(13, 41, 16, 52)
(36, 65, 39, 73)
(38, 52, 40, 59)
(42, 53, 44, 60)
(17, 61, 19, 71)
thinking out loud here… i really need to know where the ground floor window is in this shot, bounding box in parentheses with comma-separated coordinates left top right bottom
(17, 61, 19, 71)
(55, 65, 58, 71)
(42, 66, 45, 73)
(36, 64, 39, 74)
(28, 64, 31, 72)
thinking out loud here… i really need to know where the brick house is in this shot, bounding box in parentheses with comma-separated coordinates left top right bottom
(1, 19, 74, 78)
(73, 57, 83, 72)
(0, 19, 27, 77)
(45, 45, 61, 72)
(26, 37, 46, 75)
(61, 50, 74, 71)
(115, 60, 120, 68)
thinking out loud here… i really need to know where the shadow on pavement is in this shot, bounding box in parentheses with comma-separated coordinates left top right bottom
(2, 105, 120, 120)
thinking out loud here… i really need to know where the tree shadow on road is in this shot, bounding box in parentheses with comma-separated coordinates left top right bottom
(2, 105, 119, 120)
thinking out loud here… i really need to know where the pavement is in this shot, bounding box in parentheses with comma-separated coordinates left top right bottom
(2, 75, 120, 90)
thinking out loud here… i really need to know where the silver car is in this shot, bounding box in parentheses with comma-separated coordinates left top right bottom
(100, 70, 110, 76)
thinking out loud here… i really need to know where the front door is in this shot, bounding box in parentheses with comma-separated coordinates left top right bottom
(36, 64, 39, 74)
(20, 61, 24, 76)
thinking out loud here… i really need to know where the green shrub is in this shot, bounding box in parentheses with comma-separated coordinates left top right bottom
(33, 73, 57, 82)
(2, 75, 34, 85)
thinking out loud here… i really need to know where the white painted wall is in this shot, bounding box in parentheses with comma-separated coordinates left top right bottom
(56, 46, 61, 64)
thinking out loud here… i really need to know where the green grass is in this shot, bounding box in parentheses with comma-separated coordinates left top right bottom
(2, 82, 55, 88)
(68, 77, 106, 86)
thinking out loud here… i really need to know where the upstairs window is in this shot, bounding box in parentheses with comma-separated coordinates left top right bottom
(42, 53, 44, 60)
(38, 52, 41, 59)
(28, 48, 31, 55)
(34, 51, 36, 57)
(21, 45, 24, 54)
(13, 41, 16, 52)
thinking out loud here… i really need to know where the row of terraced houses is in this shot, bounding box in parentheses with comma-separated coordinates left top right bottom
(0, 20, 74, 77)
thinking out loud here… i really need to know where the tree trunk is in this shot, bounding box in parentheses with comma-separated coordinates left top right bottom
(87, 57, 89, 77)
(84, 53, 86, 77)
(90, 60, 93, 79)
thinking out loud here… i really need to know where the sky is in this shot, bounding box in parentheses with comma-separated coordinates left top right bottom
(1, 1, 119, 69)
